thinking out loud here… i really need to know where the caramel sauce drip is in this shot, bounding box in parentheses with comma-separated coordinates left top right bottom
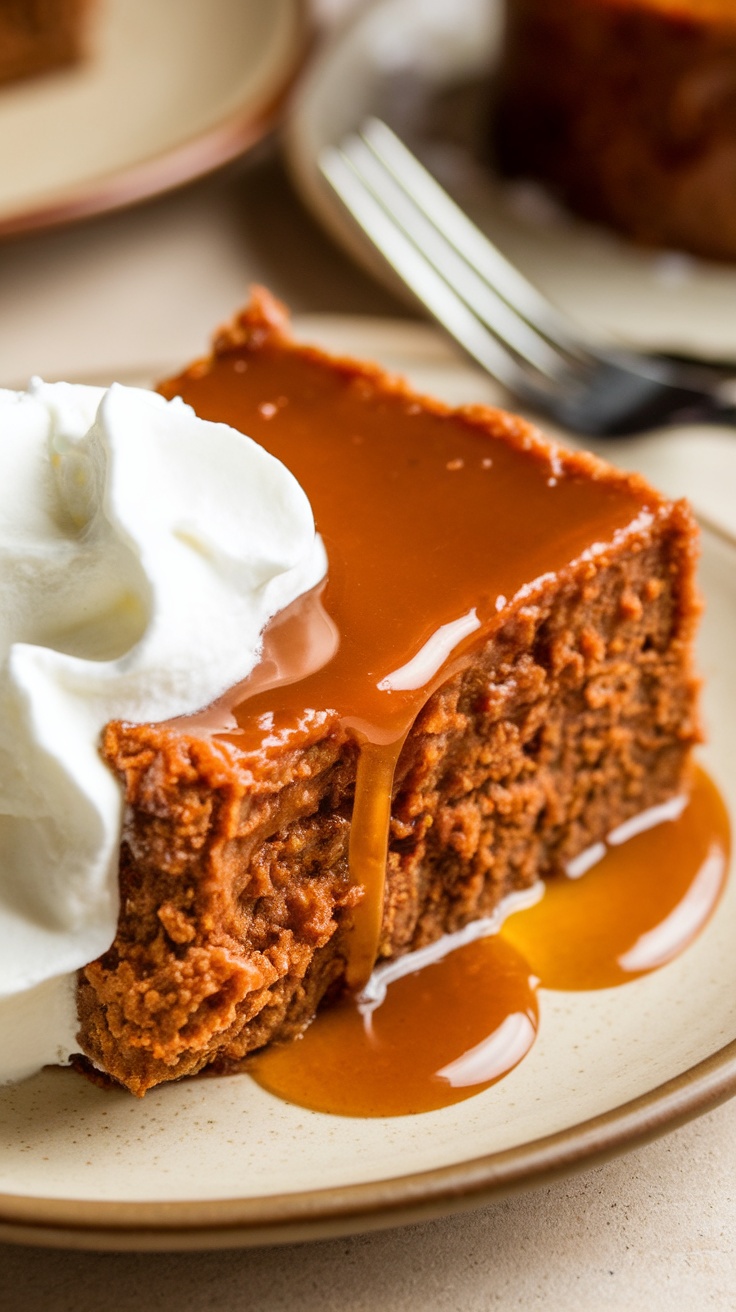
(251, 933, 538, 1118)
(162, 340, 652, 984)
(250, 765, 729, 1117)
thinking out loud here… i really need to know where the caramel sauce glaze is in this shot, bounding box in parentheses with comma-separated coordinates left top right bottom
(163, 335, 653, 985)
(162, 322, 729, 1118)
(251, 933, 539, 1118)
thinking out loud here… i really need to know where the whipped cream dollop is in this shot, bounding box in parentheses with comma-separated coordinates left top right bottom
(0, 380, 326, 1077)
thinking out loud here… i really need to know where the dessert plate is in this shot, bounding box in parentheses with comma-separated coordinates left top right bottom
(0, 0, 308, 239)
(285, 0, 736, 359)
(0, 323, 734, 1252)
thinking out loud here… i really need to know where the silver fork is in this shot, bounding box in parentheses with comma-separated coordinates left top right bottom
(319, 119, 736, 438)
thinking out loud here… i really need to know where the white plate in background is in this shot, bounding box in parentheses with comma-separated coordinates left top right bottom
(285, 0, 736, 359)
(0, 0, 308, 238)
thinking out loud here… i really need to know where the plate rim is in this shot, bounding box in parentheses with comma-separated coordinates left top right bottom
(1, 1024, 735, 1250)
(0, 0, 311, 241)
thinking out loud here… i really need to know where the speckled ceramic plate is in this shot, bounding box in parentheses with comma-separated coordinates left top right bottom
(285, 0, 736, 358)
(0, 322, 734, 1252)
(0, 0, 308, 238)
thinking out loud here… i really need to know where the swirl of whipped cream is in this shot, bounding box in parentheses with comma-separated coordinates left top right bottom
(0, 381, 327, 1069)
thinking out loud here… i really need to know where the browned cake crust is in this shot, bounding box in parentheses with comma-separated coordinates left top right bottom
(0, 0, 93, 85)
(74, 300, 702, 1096)
(495, 0, 736, 260)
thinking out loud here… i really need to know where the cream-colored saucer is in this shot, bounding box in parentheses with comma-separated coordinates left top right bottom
(0, 0, 308, 238)
(0, 322, 733, 1251)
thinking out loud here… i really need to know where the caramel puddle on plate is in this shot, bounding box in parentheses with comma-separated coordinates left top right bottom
(502, 764, 730, 990)
(250, 765, 729, 1117)
(250, 932, 538, 1118)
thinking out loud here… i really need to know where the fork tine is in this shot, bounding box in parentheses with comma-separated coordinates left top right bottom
(361, 118, 586, 363)
(349, 132, 565, 381)
(320, 144, 533, 393)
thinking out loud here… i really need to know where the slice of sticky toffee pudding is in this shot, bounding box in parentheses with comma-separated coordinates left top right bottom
(74, 290, 702, 1096)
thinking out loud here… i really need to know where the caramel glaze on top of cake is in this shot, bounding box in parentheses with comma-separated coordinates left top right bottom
(495, 0, 736, 260)
(75, 290, 702, 1095)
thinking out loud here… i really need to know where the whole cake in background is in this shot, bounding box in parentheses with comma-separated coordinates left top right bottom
(494, 0, 736, 261)
(0, 0, 94, 86)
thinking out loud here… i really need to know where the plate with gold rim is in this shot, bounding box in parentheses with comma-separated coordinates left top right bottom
(0, 322, 734, 1252)
(0, 0, 308, 240)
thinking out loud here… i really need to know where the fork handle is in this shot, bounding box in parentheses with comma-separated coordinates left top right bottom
(692, 393, 736, 428)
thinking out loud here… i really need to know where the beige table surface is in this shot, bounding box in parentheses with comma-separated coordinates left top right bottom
(1, 87, 736, 1312)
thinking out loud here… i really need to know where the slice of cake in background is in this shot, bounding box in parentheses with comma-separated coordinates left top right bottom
(0, 0, 94, 86)
(494, 0, 736, 261)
